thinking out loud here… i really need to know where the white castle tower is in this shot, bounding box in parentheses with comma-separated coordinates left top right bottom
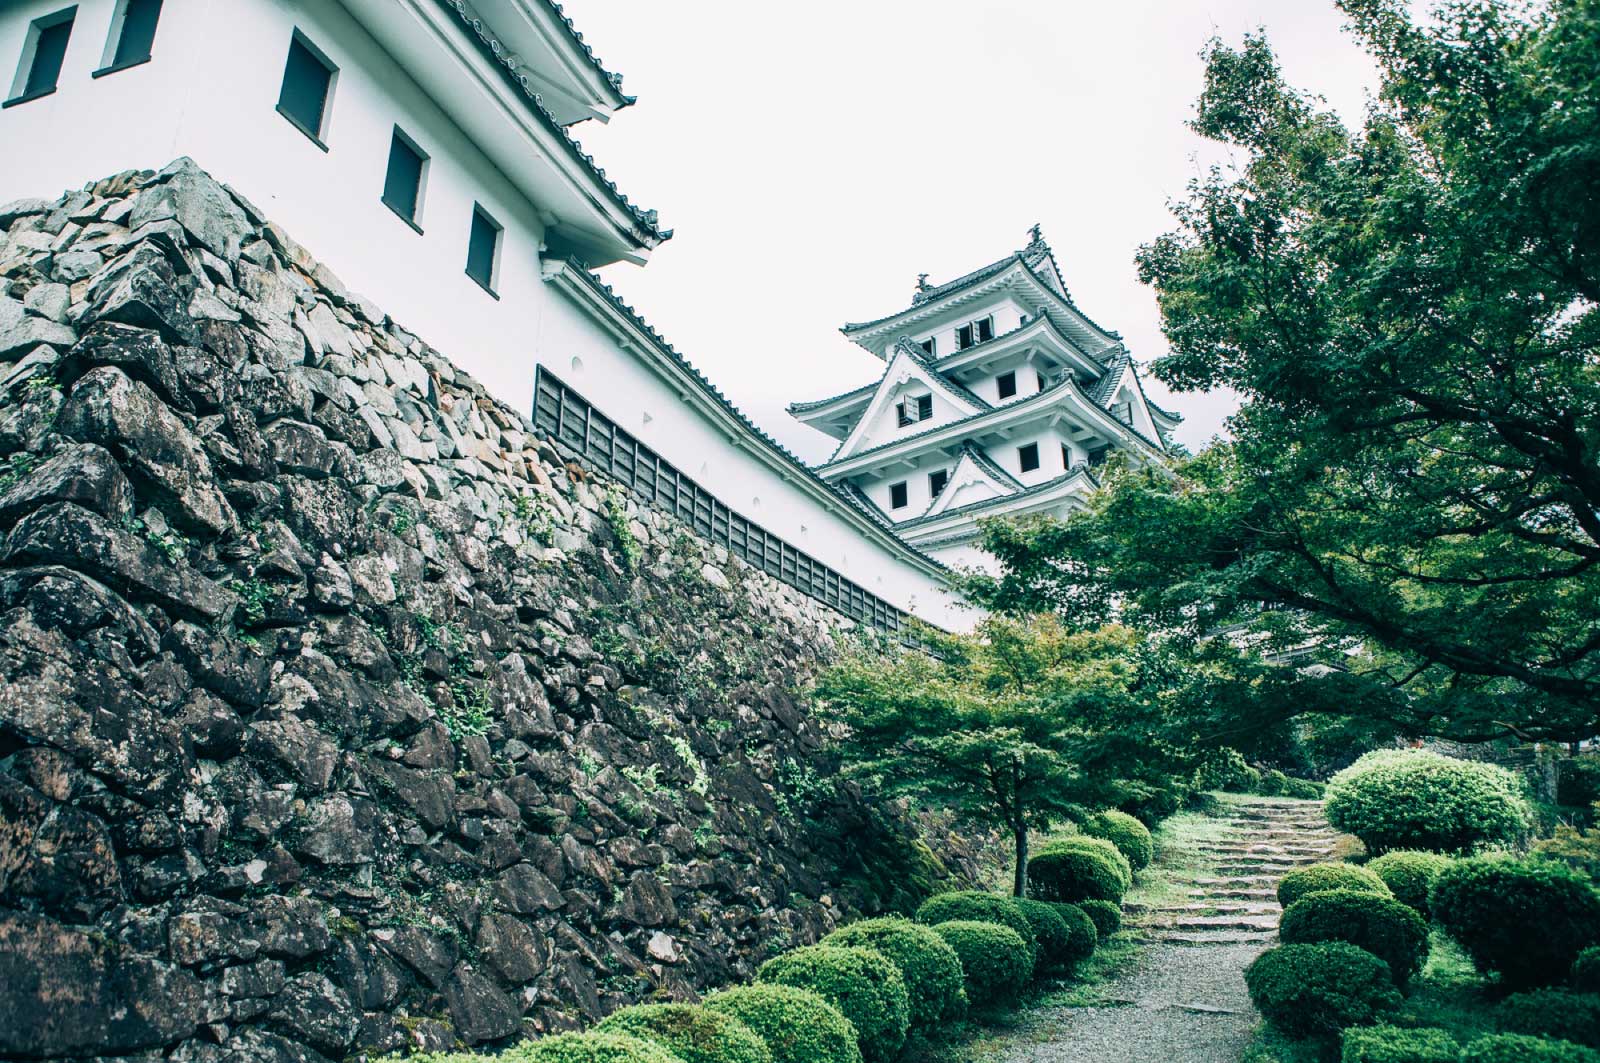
(790, 228, 1183, 570)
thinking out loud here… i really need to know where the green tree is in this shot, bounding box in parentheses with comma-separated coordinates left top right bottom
(973, 0, 1600, 742)
(813, 617, 1189, 896)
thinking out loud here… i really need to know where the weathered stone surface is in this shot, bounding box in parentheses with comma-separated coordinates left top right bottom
(443, 965, 521, 1044)
(0, 912, 203, 1058)
(0, 443, 135, 527)
(0, 312, 75, 360)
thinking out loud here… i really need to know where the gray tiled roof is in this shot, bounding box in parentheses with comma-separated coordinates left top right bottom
(897, 465, 1100, 530)
(542, 0, 634, 107)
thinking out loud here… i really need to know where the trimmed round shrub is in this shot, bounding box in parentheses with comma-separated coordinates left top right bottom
(1495, 989, 1600, 1048)
(1339, 1025, 1458, 1063)
(512, 1032, 687, 1063)
(914, 892, 1037, 972)
(1460, 1034, 1600, 1063)
(1280, 889, 1430, 986)
(703, 984, 862, 1063)
(1244, 942, 1402, 1040)
(930, 920, 1032, 1008)
(1367, 851, 1453, 914)
(822, 918, 966, 1028)
(1026, 842, 1129, 904)
(1575, 947, 1600, 992)
(1047, 837, 1134, 889)
(1082, 809, 1154, 871)
(1277, 863, 1393, 909)
(1431, 857, 1600, 988)
(1325, 750, 1531, 855)
(1078, 899, 1123, 938)
(1015, 898, 1095, 971)
(756, 945, 908, 1063)
(1283, 777, 1326, 800)
(596, 1004, 772, 1063)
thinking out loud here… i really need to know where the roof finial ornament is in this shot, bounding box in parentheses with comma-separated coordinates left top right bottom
(1027, 223, 1046, 248)
(916, 272, 930, 293)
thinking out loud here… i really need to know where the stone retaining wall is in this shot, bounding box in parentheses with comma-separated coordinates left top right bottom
(0, 160, 980, 1062)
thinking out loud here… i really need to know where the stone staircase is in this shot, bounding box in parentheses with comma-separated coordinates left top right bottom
(1134, 797, 1339, 947)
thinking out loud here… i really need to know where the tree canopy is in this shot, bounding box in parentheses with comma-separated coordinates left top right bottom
(970, 0, 1600, 743)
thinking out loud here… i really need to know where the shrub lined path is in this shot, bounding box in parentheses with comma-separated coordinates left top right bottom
(982, 797, 1338, 1062)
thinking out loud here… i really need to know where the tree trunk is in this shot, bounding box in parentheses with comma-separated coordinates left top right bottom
(1012, 823, 1029, 898)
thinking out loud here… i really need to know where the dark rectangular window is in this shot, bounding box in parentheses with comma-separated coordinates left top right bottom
(1113, 400, 1133, 424)
(1018, 442, 1040, 473)
(889, 482, 908, 509)
(1062, 443, 1073, 468)
(1037, 370, 1047, 391)
(919, 338, 935, 356)
(916, 395, 932, 421)
(976, 317, 994, 342)
(465, 204, 502, 295)
(382, 127, 427, 229)
(99, 0, 161, 74)
(895, 401, 912, 428)
(6, 8, 75, 107)
(277, 31, 335, 147)
(956, 323, 974, 350)
(929, 469, 948, 498)
(997, 371, 1017, 399)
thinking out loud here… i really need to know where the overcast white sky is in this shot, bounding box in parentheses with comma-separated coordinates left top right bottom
(563, 0, 1383, 462)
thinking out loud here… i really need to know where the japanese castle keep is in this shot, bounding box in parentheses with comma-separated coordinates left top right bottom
(790, 228, 1182, 570)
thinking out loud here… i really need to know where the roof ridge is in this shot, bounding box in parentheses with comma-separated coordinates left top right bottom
(898, 465, 1100, 528)
(541, 0, 634, 105)
(959, 442, 1024, 491)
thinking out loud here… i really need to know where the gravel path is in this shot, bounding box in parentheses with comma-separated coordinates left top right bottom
(978, 798, 1336, 1063)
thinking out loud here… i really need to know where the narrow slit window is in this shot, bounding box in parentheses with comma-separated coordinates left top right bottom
(957, 323, 974, 350)
(382, 127, 428, 230)
(1037, 370, 1047, 391)
(465, 204, 502, 295)
(6, 8, 76, 107)
(1018, 442, 1040, 473)
(889, 482, 908, 509)
(97, 0, 161, 75)
(1062, 443, 1073, 468)
(276, 31, 336, 147)
(929, 469, 948, 499)
(997, 371, 1017, 399)
(895, 401, 912, 428)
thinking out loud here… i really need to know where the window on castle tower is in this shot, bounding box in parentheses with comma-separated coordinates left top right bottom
(955, 316, 994, 351)
(382, 127, 429, 230)
(277, 31, 337, 149)
(6, 8, 75, 108)
(1018, 442, 1040, 473)
(929, 469, 948, 499)
(1062, 442, 1073, 469)
(1112, 400, 1133, 424)
(997, 371, 1017, 399)
(889, 482, 909, 509)
(895, 394, 933, 427)
(919, 338, 936, 356)
(96, 0, 162, 76)
(465, 204, 503, 296)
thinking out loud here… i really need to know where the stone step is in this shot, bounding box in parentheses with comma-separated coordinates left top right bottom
(1195, 876, 1280, 888)
(1146, 914, 1281, 932)
(1154, 903, 1279, 916)
(1148, 931, 1277, 947)
(1188, 889, 1278, 902)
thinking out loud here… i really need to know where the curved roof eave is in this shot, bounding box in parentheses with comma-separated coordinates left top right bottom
(539, 0, 636, 111)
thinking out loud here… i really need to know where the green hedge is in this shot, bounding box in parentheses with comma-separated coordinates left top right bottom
(1324, 750, 1530, 855)
(1245, 942, 1402, 1041)
(822, 918, 966, 1028)
(1077, 899, 1123, 938)
(595, 1004, 772, 1063)
(1575, 947, 1600, 993)
(756, 946, 908, 1063)
(1339, 1025, 1458, 1063)
(1016, 898, 1095, 971)
(1495, 989, 1600, 1048)
(929, 920, 1032, 1008)
(1367, 851, 1453, 914)
(1431, 858, 1600, 988)
(914, 892, 1037, 973)
(1277, 864, 1392, 909)
(1026, 842, 1129, 904)
(1459, 1034, 1600, 1063)
(1082, 810, 1154, 871)
(1280, 889, 1431, 987)
(703, 985, 862, 1063)
(511, 1033, 687, 1063)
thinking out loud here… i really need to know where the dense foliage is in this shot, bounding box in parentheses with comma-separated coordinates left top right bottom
(514, 1033, 688, 1063)
(703, 985, 862, 1063)
(1277, 864, 1392, 909)
(1431, 858, 1600, 988)
(1495, 990, 1600, 1048)
(1027, 841, 1131, 903)
(1459, 1035, 1600, 1063)
(1367, 851, 1454, 915)
(813, 617, 1194, 894)
(1575, 947, 1600, 993)
(1325, 751, 1530, 855)
(1082, 809, 1155, 871)
(1339, 1025, 1459, 1063)
(914, 892, 1038, 972)
(1016, 898, 1095, 971)
(821, 918, 967, 1028)
(1076, 899, 1123, 938)
(1279, 889, 1430, 986)
(964, 0, 1600, 747)
(595, 1006, 770, 1063)
(755, 946, 908, 1063)
(1245, 942, 1402, 1041)
(929, 921, 1033, 1008)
